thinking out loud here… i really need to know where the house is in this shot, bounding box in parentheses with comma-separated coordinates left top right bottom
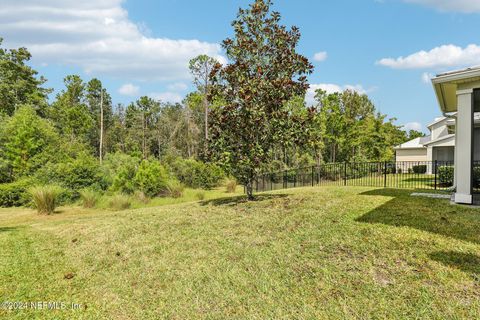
(394, 116, 455, 164)
(431, 66, 480, 205)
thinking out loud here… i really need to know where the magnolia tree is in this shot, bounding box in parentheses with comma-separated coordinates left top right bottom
(208, 0, 318, 200)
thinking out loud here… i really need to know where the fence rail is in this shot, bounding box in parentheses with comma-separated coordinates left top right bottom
(254, 161, 455, 193)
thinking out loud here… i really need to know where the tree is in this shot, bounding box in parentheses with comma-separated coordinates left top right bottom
(50, 75, 93, 143)
(0, 106, 59, 179)
(85, 78, 113, 162)
(0, 38, 51, 116)
(209, 0, 315, 199)
(125, 96, 160, 159)
(406, 129, 425, 140)
(315, 89, 407, 162)
(189, 55, 219, 151)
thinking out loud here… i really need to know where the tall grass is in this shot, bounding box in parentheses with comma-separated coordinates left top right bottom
(79, 189, 99, 208)
(108, 194, 132, 211)
(166, 180, 184, 198)
(225, 178, 237, 193)
(195, 191, 206, 201)
(29, 185, 62, 215)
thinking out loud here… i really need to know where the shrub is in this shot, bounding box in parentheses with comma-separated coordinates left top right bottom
(225, 178, 237, 193)
(108, 195, 132, 211)
(34, 152, 106, 201)
(134, 159, 169, 197)
(0, 179, 31, 207)
(168, 158, 225, 189)
(102, 153, 140, 194)
(412, 165, 427, 174)
(28, 185, 62, 214)
(79, 189, 99, 208)
(195, 191, 206, 201)
(438, 166, 454, 186)
(166, 180, 184, 198)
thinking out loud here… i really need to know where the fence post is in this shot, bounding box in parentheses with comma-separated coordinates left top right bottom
(384, 161, 387, 188)
(284, 170, 287, 189)
(434, 160, 438, 190)
(344, 162, 347, 186)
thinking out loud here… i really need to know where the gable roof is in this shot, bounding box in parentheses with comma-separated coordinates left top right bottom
(423, 134, 455, 147)
(426, 116, 447, 129)
(394, 135, 431, 150)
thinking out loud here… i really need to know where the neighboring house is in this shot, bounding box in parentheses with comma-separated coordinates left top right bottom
(394, 116, 455, 165)
(432, 66, 480, 204)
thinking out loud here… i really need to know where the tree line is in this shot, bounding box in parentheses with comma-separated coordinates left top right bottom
(0, 0, 422, 201)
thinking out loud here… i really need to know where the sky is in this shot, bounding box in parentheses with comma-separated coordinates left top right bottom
(2, 0, 480, 133)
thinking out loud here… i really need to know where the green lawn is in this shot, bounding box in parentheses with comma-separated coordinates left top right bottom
(1, 186, 480, 319)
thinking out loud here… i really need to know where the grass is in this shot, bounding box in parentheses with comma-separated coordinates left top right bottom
(1, 186, 480, 319)
(28, 185, 62, 214)
(94, 187, 243, 210)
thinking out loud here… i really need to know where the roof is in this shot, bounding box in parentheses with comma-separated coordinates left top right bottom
(394, 135, 431, 150)
(432, 66, 480, 113)
(426, 116, 447, 129)
(423, 134, 455, 147)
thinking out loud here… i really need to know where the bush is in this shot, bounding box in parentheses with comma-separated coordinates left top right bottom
(412, 165, 427, 174)
(108, 195, 132, 211)
(134, 159, 169, 197)
(102, 153, 140, 194)
(168, 158, 225, 189)
(28, 185, 62, 214)
(195, 191, 206, 201)
(34, 152, 106, 201)
(166, 180, 184, 198)
(0, 179, 31, 207)
(438, 166, 454, 186)
(225, 178, 237, 193)
(79, 189, 99, 208)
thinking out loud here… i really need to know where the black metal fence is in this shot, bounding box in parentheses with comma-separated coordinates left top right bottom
(254, 161, 455, 193)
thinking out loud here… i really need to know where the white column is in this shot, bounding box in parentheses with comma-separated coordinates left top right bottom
(454, 89, 473, 204)
(427, 146, 433, 174)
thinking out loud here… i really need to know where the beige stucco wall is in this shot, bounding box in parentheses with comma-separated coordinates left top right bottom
(395, 148, 428, 162)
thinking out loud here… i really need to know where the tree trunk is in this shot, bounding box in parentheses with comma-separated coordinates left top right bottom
(246, 180, 254, 201)
(142, 112, 146, 159)
(99, 90, 104, 164)
(203, 93, 209, 153)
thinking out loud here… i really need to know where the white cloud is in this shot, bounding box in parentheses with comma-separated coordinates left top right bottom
(313, 51, 328, 62)
(118, 83, 139, 96)
(167, 82, 189, 91)
(306, 83, 368, 105)
(149, 92, 183, 103)
(377, 44, 480, 69)
(403, 0, 480, 13)
(421, 72, 434, 84)
(403, 122, 423, 132)
(0, 0, 224, 81)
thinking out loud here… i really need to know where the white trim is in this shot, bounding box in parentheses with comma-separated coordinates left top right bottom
(433, 66, 480, 84)
(455, 193, 473, 204)
(457, 88, 474, 96)
(423, 134, 455, 146)
(427, 117, 447, 129)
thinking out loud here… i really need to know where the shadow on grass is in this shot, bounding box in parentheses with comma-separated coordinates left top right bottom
(201, 193, 288, 207)
(430, 251, 480, 278)
(356, 188, 480, 245)
(0, 226, 19, 233)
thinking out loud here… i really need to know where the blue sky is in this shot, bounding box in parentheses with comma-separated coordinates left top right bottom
(2, 0, 480, 132)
